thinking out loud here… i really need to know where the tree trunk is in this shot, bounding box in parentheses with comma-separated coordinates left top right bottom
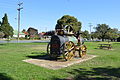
(102, 38, 104, 41)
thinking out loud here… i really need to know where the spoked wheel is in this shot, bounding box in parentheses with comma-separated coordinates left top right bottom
(79, 45, 87, 57)
(47, 42, 58, 59)
(47, 42, 50, 55)
(63, 41, 75, 61)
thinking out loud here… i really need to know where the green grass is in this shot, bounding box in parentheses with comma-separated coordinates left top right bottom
(0, 42, 120, 80)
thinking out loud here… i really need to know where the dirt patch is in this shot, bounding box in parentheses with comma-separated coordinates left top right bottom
(23, 55, 97, 70)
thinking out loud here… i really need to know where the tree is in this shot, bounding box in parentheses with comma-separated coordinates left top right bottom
(106, 28, 119, 41)
(0, 13, 14, 38)
(22, 29, 29, 39)
(81, 30, 90, 40)
(0, 21, 1, 26)
(95, 24, 110, 41)
(91, 32, 99, 39)
(55, 15, 82, 33)
(22, 29, 26, 33)
(0, 31, 5, 38)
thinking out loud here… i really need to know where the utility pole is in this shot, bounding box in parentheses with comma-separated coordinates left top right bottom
(89, 23, 92, 41)
(17, 2, 23, 42)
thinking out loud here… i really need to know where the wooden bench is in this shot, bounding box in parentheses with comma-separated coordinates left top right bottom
(98, 44, 112, 49)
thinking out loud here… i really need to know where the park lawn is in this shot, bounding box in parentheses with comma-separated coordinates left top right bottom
(0, 42, 120, 80)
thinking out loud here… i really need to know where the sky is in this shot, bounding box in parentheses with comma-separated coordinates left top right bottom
(0, 0, 120, 33)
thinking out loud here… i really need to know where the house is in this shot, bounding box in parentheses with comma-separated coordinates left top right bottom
(13, 30, 25, 38)
(27, 27, 38, 38)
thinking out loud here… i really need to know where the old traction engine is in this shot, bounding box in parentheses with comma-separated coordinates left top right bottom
(47, 26, 87, 61)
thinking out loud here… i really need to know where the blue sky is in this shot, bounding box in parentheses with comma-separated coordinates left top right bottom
(0, 0, 120, 32)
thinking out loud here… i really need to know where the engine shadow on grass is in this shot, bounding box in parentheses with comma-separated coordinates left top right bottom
(27, 52, 49, 59)
(0, 44, 6, 46)
(0, 73, 14, 80)
(26, 52, 60, 61)
(52, 66, 120, 80)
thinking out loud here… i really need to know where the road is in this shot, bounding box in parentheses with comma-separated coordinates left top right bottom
(0, 40, 50, 43)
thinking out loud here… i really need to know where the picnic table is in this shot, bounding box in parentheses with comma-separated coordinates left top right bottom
(98, 44, 112, 49)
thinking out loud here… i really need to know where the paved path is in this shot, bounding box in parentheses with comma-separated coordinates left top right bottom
(0, 40, 50, 43)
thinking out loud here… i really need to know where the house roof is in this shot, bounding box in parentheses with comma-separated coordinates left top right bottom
(13, 30, 24, 35)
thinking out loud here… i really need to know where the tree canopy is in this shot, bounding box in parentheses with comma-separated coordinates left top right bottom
(94, 24, 110, 41)
(81, 30, 90, 40)
(105, 28, 119, 41)
(94, 24, 119, 41)
(0, 13, 14, 38)
(0, 31, 5, 38)
(55, 15, 82, 33)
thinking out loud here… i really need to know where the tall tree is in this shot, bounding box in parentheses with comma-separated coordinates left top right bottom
(95, 24, 110, 41)
(55, 15, 82, 33)
(0, 13, 14, 38)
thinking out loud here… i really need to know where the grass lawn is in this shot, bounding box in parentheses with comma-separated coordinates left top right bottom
(0, 42, 120, 80)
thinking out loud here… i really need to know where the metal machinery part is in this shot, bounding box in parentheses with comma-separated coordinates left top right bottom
(62, 41, 75, 61)
(47, 35, 69, 59)
(47, 35, 87, 61)
(75, 44, 87, 58)
(80, 45, 87, 56)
